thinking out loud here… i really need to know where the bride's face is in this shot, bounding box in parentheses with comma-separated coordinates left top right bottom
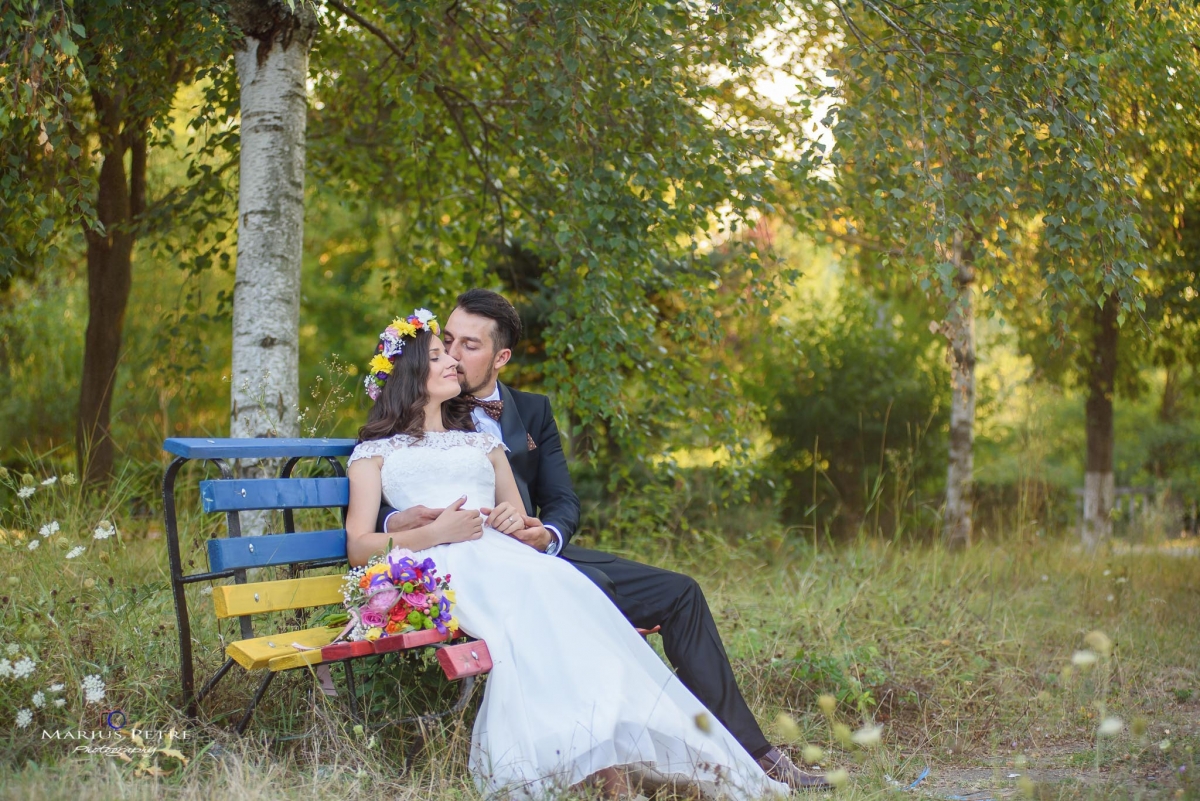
(426, 340, 463, 403)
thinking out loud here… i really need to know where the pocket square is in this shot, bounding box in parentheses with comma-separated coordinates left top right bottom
(526, 433, 537, 451)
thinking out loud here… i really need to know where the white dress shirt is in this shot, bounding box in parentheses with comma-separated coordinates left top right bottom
(384, 385, 563, 555)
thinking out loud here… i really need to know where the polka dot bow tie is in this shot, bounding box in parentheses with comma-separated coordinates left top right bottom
(472, 397, 504, 422)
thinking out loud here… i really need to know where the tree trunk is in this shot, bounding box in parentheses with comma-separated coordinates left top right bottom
(943, 230, 976, 549)
(229, 5, 315, 531)
(1082, 292, 1119, 550)
(76, 92, 146, 484)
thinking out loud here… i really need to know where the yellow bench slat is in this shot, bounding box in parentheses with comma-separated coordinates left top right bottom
(226, 626, 341, 670)
(212, 574, 344, 619)
(268, 648, 327, 672)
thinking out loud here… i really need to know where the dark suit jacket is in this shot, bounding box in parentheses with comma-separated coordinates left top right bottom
(375, 383, 582, 548)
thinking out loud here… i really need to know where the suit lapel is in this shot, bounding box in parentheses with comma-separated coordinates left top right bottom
(497, 383, 534, 515)
(497, 383, 529, 455)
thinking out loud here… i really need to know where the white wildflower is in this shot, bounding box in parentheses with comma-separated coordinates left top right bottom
(53, 699, 65, 708)
(82, 674, 105, 704)
(39, 521, 60, 537)
(48, 683, 64, 693)
(15, 709, 33, 728)
(17, 487, 34, 499)
(66, 546, 85, 560)
(1098, 717, 1124, 737)
(92, 522, 115, 540)
(0, 659, 11, 678)
(41, 476, 57, 486)
(27, 540, 39, 551)
(5, 644, 17, 656)
(1071, 650, 1098, 667)
(31, 691, 45, 708)
(12, 657, 35, 679)
(851, 723, 885, 746)
(414, 308, 435, 324)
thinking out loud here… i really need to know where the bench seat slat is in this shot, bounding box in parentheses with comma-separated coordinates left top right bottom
(226, 626, 342, 670)
(207, 530, 348, 572)
(164, 437, 356, 460)
(270, 628, 456, 671)
(200, 477, 349, 513)
(212, 575, 344, 619)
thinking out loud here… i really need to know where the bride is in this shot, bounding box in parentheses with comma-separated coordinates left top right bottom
(344, 309, 787, 800)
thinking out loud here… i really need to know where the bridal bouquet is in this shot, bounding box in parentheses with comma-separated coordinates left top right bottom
(337, 546, 458, 642)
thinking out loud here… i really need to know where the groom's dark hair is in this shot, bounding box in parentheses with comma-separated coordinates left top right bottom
(455, 289, 522, 353)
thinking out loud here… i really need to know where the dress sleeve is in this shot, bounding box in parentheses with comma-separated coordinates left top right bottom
(348, 437, 399, 466)
(479, 432, 509, 454)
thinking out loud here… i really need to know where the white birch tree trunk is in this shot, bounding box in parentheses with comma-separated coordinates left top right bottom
(1081, 293, 1120, 550)
(943, 231, 976, 549)
(229, 20, 313, 533)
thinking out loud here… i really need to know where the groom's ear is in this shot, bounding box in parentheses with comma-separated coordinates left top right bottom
(493, 348, 512, 371)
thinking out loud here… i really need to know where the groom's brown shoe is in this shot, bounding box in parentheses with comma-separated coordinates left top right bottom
(757, 747, 833, 791)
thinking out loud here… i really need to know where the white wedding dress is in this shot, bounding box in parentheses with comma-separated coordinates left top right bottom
(349, 431, 786, 800)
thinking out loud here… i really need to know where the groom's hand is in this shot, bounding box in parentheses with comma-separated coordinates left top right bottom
(510, 515, 553, 552)
(385, 505, 443, 533)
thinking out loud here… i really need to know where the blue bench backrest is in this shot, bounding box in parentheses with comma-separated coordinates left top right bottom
(207, 529, 348, 572)
(199, 477, 349, 513)
(164, 437, 359, 574)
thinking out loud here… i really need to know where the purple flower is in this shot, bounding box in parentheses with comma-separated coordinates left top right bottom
(420, 558, 437, 573)
(389, 556, 419, 584)
(360, 609, 385, 628)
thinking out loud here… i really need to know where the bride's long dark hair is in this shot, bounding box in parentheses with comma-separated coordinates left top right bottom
(357, 328, 475, 442)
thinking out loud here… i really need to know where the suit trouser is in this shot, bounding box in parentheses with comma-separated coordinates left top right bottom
(562, 546, 770, 758)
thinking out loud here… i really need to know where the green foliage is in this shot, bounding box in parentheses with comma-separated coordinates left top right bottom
(746, 267, 949, 536)
(309, 0, 812, 475)
(0, 0, 233, 280)
(787, 0, 1149, 327)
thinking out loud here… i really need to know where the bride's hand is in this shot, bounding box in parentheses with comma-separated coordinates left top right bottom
(481, 502, 524, 535)
(430, 496, 484, 544)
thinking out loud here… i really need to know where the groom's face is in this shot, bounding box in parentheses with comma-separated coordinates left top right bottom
(444, 308, 512, 397)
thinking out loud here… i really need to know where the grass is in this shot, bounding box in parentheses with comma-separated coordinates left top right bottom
(1, 464, 1198, 800)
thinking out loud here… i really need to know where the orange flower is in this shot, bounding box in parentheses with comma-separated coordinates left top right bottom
(385, 621, 399, 634)
(359, 575, 371, 589)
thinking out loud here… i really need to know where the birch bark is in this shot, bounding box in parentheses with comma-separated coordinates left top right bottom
(943, 231, 976, 549)
(1081, 292, 1119, 549)
(228, 5, 316, 523)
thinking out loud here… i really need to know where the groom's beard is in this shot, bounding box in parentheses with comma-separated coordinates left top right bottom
(458, 370, 498, 398)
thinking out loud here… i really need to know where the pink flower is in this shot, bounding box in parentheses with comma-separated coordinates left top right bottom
(402, 592, 431, 610)
(360, 609, 385, 628)
(366, 588, 400, 614)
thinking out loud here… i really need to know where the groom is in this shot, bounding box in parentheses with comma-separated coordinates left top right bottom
(376, 289, 829, 790)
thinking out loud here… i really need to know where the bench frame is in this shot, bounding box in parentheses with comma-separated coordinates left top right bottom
(162, 437, 479, 734)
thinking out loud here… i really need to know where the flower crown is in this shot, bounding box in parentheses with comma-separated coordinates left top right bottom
(364, 309, 441, 400)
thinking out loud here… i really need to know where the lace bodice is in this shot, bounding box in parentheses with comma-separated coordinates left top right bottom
(349, 431, 506, 512)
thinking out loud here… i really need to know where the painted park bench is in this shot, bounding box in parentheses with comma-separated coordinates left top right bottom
(162, 437, 489, 734)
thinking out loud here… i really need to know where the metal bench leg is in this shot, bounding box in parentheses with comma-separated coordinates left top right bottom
(235, 671, 275, 735)
(344, 660, 362, 723)
(195, 657, 237, 705)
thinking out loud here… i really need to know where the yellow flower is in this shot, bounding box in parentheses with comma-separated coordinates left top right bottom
(368, 354, 393, 375)
(391, 318, 417, 338)
(365, 562, 389, 577)
(443, 589, 456, 604)
(364, 627, 383, 641)
(428, 320, 440, 335)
